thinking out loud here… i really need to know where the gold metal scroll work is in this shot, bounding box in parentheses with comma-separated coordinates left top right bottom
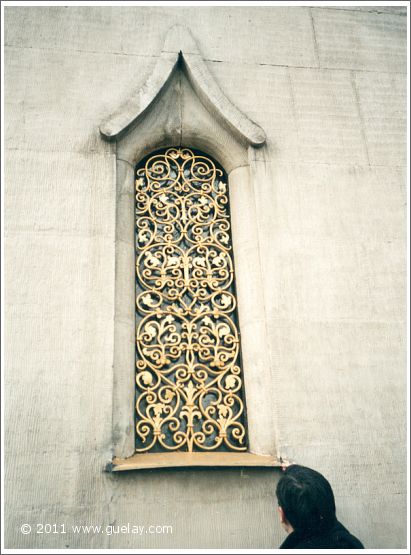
(135, 148, 247, 452)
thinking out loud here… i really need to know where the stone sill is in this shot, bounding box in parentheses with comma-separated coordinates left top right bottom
(108, 452, 281, 472)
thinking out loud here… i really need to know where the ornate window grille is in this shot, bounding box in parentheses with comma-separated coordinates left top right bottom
(135, 147, 248, 453)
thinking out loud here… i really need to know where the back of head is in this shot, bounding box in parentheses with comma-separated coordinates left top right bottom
(276, 465, 337, 534)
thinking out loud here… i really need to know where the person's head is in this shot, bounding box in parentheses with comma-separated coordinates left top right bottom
(276, 464, 337, 535)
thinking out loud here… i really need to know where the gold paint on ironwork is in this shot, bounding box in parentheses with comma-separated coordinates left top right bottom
(135, 147, 247, 452)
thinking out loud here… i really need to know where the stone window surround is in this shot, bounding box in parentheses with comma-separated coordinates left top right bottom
(100, 25, 280, 470)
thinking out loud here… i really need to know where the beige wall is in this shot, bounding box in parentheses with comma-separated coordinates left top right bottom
(4, 6, 407, 549)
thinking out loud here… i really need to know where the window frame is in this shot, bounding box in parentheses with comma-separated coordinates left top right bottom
(108, 150, 280, 471)
(100, 23, 280, 471)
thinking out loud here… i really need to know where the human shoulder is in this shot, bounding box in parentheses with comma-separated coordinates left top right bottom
(331, 521, 364, 549)
(279, 521, 364, 549)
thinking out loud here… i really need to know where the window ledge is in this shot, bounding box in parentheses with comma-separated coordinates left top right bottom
(108, 452, 281, 472)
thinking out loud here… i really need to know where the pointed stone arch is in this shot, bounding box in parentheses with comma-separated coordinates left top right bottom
(100, 24, 266, 148)
(100, 25, 279, 470)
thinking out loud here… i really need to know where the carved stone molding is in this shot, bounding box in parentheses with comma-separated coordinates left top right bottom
(100, 24, 278, 468)
(100, 24, 266, 147)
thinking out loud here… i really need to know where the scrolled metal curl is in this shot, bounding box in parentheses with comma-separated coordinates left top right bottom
(135, 148, 247, 452)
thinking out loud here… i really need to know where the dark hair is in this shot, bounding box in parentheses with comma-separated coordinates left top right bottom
(276, 465, 337, 533)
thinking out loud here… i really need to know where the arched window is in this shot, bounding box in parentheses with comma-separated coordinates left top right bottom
(134, 147, 248, 453)
(101, 24, 279, 471)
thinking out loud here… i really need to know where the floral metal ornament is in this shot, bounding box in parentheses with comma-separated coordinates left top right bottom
(135, 148, 248, 452)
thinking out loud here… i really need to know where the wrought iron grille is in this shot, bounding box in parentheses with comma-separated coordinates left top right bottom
(135, 147, 248, 452)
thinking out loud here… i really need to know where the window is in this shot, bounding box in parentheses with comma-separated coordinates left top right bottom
(101, 24, 279, 470)
(134, 147, 248, 453)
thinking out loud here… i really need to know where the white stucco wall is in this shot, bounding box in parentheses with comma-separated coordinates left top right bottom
(4, 5, 407, 549)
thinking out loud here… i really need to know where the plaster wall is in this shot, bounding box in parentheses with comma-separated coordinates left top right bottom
(4, 6, 407, 549)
